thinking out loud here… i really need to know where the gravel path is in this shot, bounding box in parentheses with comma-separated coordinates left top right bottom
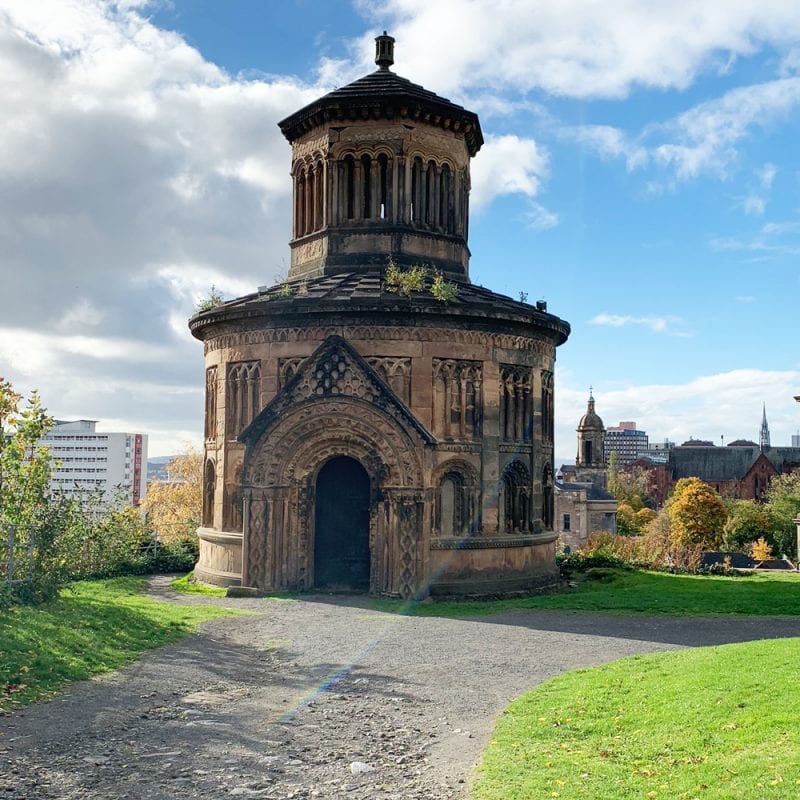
(3, 577, 800, 799)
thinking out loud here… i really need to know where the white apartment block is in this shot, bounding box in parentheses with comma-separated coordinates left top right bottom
(40, 420, 147, 506)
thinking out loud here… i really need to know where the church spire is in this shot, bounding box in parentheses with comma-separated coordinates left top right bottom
(760, 403, 771, 450)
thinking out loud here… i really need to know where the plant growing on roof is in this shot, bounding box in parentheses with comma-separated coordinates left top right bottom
(384, 257, 427, 296)
(195, 285, 224, 313)
(431, 270, 458, 303)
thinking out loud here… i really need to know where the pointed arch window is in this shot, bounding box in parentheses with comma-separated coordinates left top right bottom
(202, 460, 216, 527)
(500, 366, 532, 443)
(435, 464, 479, 537)
(227, 361, 261, 438)
(432, 359, 482, 440)
(344, 155, 356, 220)
(204, 366, 217, 441)
(500, 461, 531, 533)
(542, 464, 554, 529)
(541, 371, 553, 444)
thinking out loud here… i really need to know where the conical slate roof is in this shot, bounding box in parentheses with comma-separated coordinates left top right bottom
(278, 64, 483, 155)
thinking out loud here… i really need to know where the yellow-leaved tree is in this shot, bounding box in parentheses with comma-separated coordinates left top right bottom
(142, 449, 202, 542)
(666, 477, 727, 550)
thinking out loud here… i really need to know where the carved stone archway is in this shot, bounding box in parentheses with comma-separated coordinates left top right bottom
(241, 398, 427, 598)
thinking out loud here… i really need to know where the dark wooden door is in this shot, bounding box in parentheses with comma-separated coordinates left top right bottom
(314, 456, 371, 591)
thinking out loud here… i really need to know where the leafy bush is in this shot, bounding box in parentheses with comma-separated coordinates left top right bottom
(431, 270, 458, 302)
(385, 257, 427, 296)
(195, 285, 224, 312)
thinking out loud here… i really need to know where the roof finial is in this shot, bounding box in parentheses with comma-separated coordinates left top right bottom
(375, 31, 395, 70)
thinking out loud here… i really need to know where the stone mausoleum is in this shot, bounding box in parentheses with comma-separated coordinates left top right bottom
(189, 34, 570, 598)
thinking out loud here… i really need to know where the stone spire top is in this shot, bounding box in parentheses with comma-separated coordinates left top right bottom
(760, 403, 771, 450)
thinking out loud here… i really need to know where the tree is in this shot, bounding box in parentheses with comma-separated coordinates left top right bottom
(722, 499, 772, 552)
(0, 380, 55, 528)
(764, 472, 800, 557)
(142, 449, 202, 542)
(751, 537, 773, 563)
(608, 457, 654, 511)
(666, 477, 727, 550)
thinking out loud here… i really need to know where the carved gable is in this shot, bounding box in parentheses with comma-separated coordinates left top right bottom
(240, 335, 434, 447)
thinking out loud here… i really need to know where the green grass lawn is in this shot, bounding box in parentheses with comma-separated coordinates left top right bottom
(474, 637, 800, 799)
(170, 571, 228, 596)
(0, 576, 236, 712)
(370, 569, 800, 618)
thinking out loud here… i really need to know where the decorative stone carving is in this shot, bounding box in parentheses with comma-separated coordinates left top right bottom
(205, 326, 555, 356)
(432, 359, 482, 440)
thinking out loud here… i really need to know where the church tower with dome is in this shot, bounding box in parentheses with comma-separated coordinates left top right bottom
(575, 390, 608, 488)
(189, 34, 570, 598)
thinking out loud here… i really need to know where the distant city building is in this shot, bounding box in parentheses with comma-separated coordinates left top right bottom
(40, 420, 147, 505)
(792, 434, 800, 448)
(605, 421, 649, 466)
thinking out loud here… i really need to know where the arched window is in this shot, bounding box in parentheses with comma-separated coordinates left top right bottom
(439, 163, 452, 231)
(361, 154, 372, 219)
(296, 168, 306, 237)
(226, 361, 261, 437)
(202, 460, 215, 527)
(425, 160, 436, 226)
(435, 464, 478, 537)
(204, 366, 217, 441)
(344, 155, 355, 220)
(432, 359, 482, 440)
(378, 153, 389, 219)
(541, 371, 554, 444)
(542, 464, 554, 529)
(500, 461, 531, 533)
(314, 160, 324, 230)
(304, 167, 314, 235)
(411, 157, 424, 223)
(500, 366, 532, 443)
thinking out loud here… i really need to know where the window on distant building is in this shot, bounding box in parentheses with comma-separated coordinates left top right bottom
(563, 513, 571, 531)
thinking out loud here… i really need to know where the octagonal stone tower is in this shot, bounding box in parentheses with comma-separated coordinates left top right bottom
(189, 34, 570, 598)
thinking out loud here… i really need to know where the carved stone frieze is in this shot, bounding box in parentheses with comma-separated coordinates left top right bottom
(204, 326, 555, 357)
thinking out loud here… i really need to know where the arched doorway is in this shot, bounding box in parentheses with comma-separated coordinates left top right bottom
(314, 456, 371, 591)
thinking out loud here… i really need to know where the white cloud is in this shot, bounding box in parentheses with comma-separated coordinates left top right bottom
(742, 194, 766, 216)
(570, 80, 800, 186)
(0, 1, 322, 453)
(567, 124, 647, 170)
(709, 218, 800, 257)
(356, 0, 800, 99)
(650, 77, 800, 179)
(758, 163, 778, 189)
(589, 313, 688, 336)
(470, 134, 550, 210)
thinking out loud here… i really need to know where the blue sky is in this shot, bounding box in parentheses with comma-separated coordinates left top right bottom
(1, 0, 799, 464)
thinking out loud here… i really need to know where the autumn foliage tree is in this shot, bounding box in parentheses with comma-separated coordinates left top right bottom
(722, 499, 772, 552)
(666, 477, 727, 550)
(142, 449, 202, 542)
